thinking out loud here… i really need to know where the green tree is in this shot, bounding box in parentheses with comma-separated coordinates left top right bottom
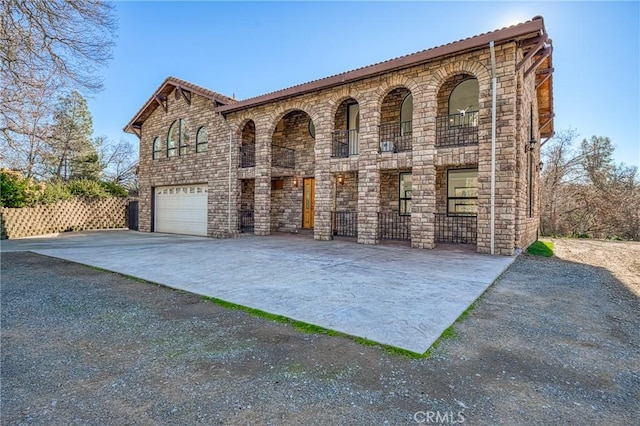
(48, 91, 98, 181)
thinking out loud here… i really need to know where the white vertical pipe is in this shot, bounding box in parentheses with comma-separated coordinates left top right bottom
(490, 41, 497, 255)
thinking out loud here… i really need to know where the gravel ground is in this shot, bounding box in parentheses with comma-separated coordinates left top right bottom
(1, 240, 639, 425)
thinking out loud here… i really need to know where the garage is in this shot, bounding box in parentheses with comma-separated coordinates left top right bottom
(154, 185, 208, 236)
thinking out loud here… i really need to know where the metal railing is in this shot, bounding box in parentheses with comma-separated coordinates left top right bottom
(332, 129, 359, 158)
(378, 212, 411, 241)
(272, 145, 295, 169)
(239, 143, 255, 168)
(435, 213, 477, 244)
(238, 210, 254, 233)
(332, 211, 357, 237)
(436, 111, 479, 147)
(378, 121, 412, 153)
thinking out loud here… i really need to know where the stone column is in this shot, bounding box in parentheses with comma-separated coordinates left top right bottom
(411, 89, 436, 249)
(253, 119, 271, 236)
(356, 98, 380, 245)
(313, 110, 333, 241)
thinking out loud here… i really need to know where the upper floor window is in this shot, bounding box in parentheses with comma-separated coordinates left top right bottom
(447, 168, 478, 215)
(153, 137, 163, 160)
(196, 126, 208, 153)
(179, 118, 189, 155)
(167, 121, 178, 157)
(400, 94, 413, 135)
(448, 79, 479, 127)
(167, 118, 189, 157)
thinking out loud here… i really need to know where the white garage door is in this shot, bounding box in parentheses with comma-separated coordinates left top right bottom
(154, 185, 208, 236)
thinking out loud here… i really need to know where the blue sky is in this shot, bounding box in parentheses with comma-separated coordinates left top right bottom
(90, 1, 640, 168)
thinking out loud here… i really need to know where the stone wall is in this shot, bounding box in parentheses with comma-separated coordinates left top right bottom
(135, 38, 543, 255)
(1, 197, 127, 239)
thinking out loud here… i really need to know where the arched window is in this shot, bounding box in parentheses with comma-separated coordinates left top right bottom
(167, 120, 178, 157)
(179, 118, 189, 155)
(196, 126, 208, 153)
(153, 137, 163, 159)
(400, 94, 413, 136)
(449, 79, 479, 118)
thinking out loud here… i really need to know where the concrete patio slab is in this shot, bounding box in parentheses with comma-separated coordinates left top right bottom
(1, 230, 516, 354)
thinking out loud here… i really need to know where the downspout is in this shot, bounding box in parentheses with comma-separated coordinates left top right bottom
(489, 41, 497, 255)
(220, 112, 233, 235)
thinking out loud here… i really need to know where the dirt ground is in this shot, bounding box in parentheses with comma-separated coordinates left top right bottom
(1, 239, 639, 425)
(550, 238, 640, 296)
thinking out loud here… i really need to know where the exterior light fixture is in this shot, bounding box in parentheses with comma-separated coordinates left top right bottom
(337, 175, 344, 185)
(529, 135, 537, 152)
(293, 177, 298, 187)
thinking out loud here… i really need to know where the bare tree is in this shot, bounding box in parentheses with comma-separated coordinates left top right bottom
(0, 0, 116, 176)
(96, 136, 138, 188)
(0, 69, 58, 178)
(540, 130, 640, 240)
(0, 0, 116, 95)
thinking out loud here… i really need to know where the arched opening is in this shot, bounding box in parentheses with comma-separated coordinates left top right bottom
(270, 110, 315, 232)
(332, 98, 359, 157)
(436, 75, 479, 146)
(379, 87, 413, 152)
(239, 120, 255, 168)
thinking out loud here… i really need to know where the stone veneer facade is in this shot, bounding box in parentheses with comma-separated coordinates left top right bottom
(130, 18, 552, 255)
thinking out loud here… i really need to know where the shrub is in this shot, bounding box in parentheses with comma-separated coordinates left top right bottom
(0, 168, 42, 207)
(66, 179, 109, 199)
(37, 182, 74, 204)
(99, 180, 128, 197)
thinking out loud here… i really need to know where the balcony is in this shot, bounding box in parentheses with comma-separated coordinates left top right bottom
(436, 111, 479, 147)
(239, 144, 255, 168)
(332, 129, 359, 158)
(378, 121, 412, 153)
(272, 145, 295, 169)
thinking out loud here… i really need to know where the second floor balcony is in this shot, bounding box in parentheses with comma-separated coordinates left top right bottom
(436, 111, 479, 147)
(238, 143, 295, 169)
(379, 121, 412, 153)
(331, 129, 359, 158)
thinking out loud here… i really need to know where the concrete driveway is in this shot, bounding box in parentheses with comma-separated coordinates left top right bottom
(1, 230, 515, 354)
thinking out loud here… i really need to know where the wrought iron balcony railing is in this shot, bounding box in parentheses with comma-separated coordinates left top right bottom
(238, 209, 254, 233)
(272, 145, 295, 169)
(378, 212, 411, 241)
(332, 210, 357, 237)
(435, 213, 477, 244)
(436, 111, 479, 147)
(239, 143, 256, 168)
(378, 121, 412, 153)
(332, 129, 359, 158)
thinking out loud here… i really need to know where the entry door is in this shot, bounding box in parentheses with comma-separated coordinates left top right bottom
(303, 178, 315, 229)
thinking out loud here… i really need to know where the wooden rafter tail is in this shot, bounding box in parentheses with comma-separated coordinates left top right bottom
(516, 34, 548, 72)
(524, 46, 553, 78)
(155, 94, 168, 112)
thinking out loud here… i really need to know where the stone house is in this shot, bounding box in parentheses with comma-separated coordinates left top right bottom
(125, 16, 554, 255)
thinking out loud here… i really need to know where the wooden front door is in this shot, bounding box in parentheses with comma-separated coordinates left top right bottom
(303, 178, 315, 229)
